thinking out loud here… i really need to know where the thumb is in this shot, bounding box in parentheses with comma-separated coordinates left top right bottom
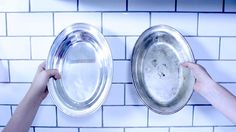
(45, 69, 61, 80)
(181, 62, 211, 80)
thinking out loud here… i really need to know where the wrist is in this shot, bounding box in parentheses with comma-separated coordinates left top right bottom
(26, 88, 45, 103)
(197, 80, 219, 98)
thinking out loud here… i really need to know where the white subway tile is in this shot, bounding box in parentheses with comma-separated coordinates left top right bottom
(79, 0, 126, 11)
(103, 106, 147, 127)
(103, 13, 149, 35)
(0, 127, 34, 132)
(125, 84, 143, 105)
(188, 92, 209, 104)
(106, 37, 125, 59)
(129, 0, 175, 11)
(41, 96, 54, 105)
(10, 60, 42, 82)
(7, 13, 53, 36)
(197, 61, 236, 82)
(0, 83, 53, 105)
(0, 13, 6, 36)
(104, 84, 124, 105)
(0, 37, 30, 59)
(57, 108, 102, 127)
(170, 127, 213, 132)
(151, 13, 198, 36)
(35, 128, 78, 132)
(220, 83, 236, 95)
(54, 13, 101, 35)
(31, 37, 54, 59)
(33, 106, 56, 126)
(189, 83, 236, 105)
(193, 106, 234, 126)
(0, 106, 11, 125)
(113, 61, 132, 83)
(80, 128, 123, 132)
(185, 37, 220, 59)
(0, 60, 9, 82)
(177, 0, 223, 12)
(220, 37, 236, 59)
(31, 0, 77, 11)
(225, 0, 236, 12)
(149, 106, 193, 126)
(0, 83, 30, 104)
(0, 0, 29, 12)
(126, 128, 168, 132)
(126, 37, 138, 59)
(12, 105, 56, 126)
(198, 13, 236, 36)
(215, 127, 236, 132)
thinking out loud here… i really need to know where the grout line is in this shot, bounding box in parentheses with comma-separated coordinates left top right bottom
(77, 0, 79, 11)
(4, 35, 56, 37)
(223, 0, 225, 12)
(219, 37, 222, 60)
(112, 82, 133, 84)
(52, 13, 55, 36)
(29, 37, 32, 59)
(175, 0, 177, 12)
(0, 125, 234, 128)
(7, 60, 11, 82)
(126, 0, 128, 11)
(124, 84, 126, 105)
(55, 106, 58, 127)
(29, 0, 31, 12)
(101, 13, 103, 34)
(149, 12, 151, 27)
(0, 104, 219, 106)
(1, 11, 234, 13)
(192, 106, 194, 126)
(197, 13, 199, 36)
(3, 59, 46, 61)
(5, 13, 8, 36)
(125, 37, 127, 59)
(10, 105, 13, 116)
(101, 106, 104, 127)
(113, 58, 131, 61)
(3, 34, 236, 38)
(147, 108, 149, 127)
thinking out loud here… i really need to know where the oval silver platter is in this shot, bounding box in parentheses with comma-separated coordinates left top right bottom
(47, 23, 113, 117)
(131, 25, 195, 114)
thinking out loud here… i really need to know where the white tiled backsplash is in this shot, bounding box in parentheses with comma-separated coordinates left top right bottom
(0, 0, 236, 132)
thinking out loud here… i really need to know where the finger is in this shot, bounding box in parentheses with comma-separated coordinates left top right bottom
(181, 62, 200, 73)
(181, 62, 211, 80)
(181, 62, 195, 69)
(37, 61, 46, 73)
(45, 69, 61, 79)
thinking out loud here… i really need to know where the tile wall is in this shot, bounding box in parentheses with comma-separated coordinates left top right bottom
(0, 0, 236, 132)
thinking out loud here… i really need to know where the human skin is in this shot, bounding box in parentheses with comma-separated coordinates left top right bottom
(3, 62, 60, 132)
(182, 62, 236, 124)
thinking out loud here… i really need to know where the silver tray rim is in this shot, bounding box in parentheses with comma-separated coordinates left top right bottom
(131, 24, 195, 114)
(46, 23, 113, 117)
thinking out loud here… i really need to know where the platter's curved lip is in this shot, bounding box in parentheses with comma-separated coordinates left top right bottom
(131, 25, 195, 114)
(46, 23, 113, 117)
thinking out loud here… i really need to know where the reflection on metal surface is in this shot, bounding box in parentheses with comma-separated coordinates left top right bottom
(47, 23, 113, 117)
(131, 25, 195, 114)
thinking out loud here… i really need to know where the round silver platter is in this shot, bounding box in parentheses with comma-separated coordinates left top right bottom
(131, 25, 195, 114)
(47, 23, 113, 117)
